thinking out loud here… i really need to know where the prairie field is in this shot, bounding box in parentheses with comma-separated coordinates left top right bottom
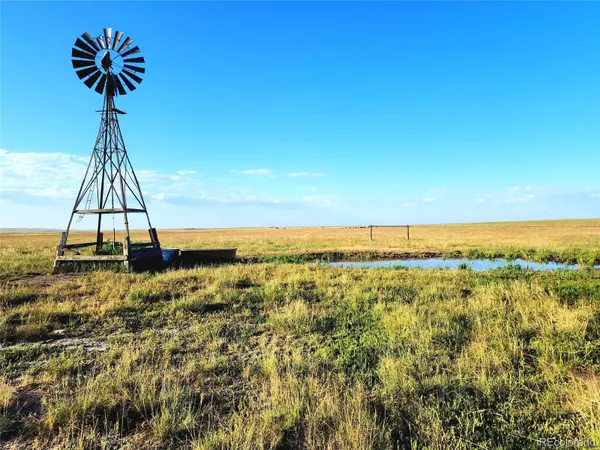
(2, 218, 600, 276)
(1, 219, 599, 449)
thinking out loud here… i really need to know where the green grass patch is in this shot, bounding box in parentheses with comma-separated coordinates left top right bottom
(0, 256, 599, 447)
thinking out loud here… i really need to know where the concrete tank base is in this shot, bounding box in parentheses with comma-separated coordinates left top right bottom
(179, 248, 237, 266)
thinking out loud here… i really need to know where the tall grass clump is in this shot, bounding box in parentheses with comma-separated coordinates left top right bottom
(43, 344, 201, 446)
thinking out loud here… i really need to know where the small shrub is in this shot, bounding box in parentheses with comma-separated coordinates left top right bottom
(93, 240, 123, 256)
(330, 303, 388, 378)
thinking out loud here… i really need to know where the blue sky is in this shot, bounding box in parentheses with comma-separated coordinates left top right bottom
(1, 1, 599, 229)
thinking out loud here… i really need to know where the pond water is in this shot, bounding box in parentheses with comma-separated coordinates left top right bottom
(325, 258, 594, 271)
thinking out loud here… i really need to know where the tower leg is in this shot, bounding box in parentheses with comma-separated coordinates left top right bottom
(123, 235, 130, 272)
(96, 216, 103, 251)
(96, 92, 109, 251)
(53, 233, 67, 273)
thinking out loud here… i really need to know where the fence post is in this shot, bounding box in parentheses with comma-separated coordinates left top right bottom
(369, 225, 373, 241)
(407, 225, 410, 241)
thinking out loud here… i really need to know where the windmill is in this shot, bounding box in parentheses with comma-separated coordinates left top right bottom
(54, 28, 161, 272)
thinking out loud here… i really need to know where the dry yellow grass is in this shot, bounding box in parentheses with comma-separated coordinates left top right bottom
(1, 218, 599, 275)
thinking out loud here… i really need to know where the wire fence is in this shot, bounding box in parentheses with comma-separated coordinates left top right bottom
(368, 224, 410, 241)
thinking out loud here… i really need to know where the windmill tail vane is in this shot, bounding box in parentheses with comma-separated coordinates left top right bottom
(54, 28, 161, 272)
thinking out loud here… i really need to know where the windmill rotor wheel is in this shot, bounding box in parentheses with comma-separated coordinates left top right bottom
(71, 28, 146, 96)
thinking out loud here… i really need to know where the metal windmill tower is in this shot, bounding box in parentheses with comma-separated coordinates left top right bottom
(54, 28, 161, 271)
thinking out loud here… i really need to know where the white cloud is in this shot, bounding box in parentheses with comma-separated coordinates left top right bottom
(0, 150, 332, 211)
(150, 191, 302, 210)
(289, 172, 325, 178)
(137, 169, 198, 183)
(397, 184, 596, 210)
(426, 187, 452, 196)
(232, 169, 277, 178)
(0, 149, 88, 200)
(0, 149, 207, 206)
(301, 194, 337, 207)
(4, 149, 598, 228)
(25, 187, 76, 198)
(505, 194, 535, 204)
(168, 170, 198, 181)
(500, 185, 599, 204)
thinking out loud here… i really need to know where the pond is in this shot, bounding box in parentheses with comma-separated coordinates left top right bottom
(324, 258, 595, 271)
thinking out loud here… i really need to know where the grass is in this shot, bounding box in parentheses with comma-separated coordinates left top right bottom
(2, 218, 600, 275)
(92, 240, 124, 256)
(0, 220, 599, 448)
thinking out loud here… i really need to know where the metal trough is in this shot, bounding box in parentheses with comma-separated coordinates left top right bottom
(161, 248, 180, 265)
(179, 248, 237, 266)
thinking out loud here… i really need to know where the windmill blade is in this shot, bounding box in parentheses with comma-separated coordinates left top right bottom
(104, 28, 112, 48)
(112, 31, 124, 50)
(120, 46, 140, 58)
(116, 37, 133, 53)
(95, 74, 107, 94)
(72, 59, 96, 69)
(72, 48, 96, 60)
(76, 65, 100, 79)
(113, 74, 127, 96)
(84, 70, 102, 89)
(96, 36, 106, 50)
(74, 38, 98, 56)
(123, 56, 145, 64)
(82, 32, 101, 51)
(119, 73, 136, 92)
(124, 64, 146, 74)
(122, 69, 143, 84)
